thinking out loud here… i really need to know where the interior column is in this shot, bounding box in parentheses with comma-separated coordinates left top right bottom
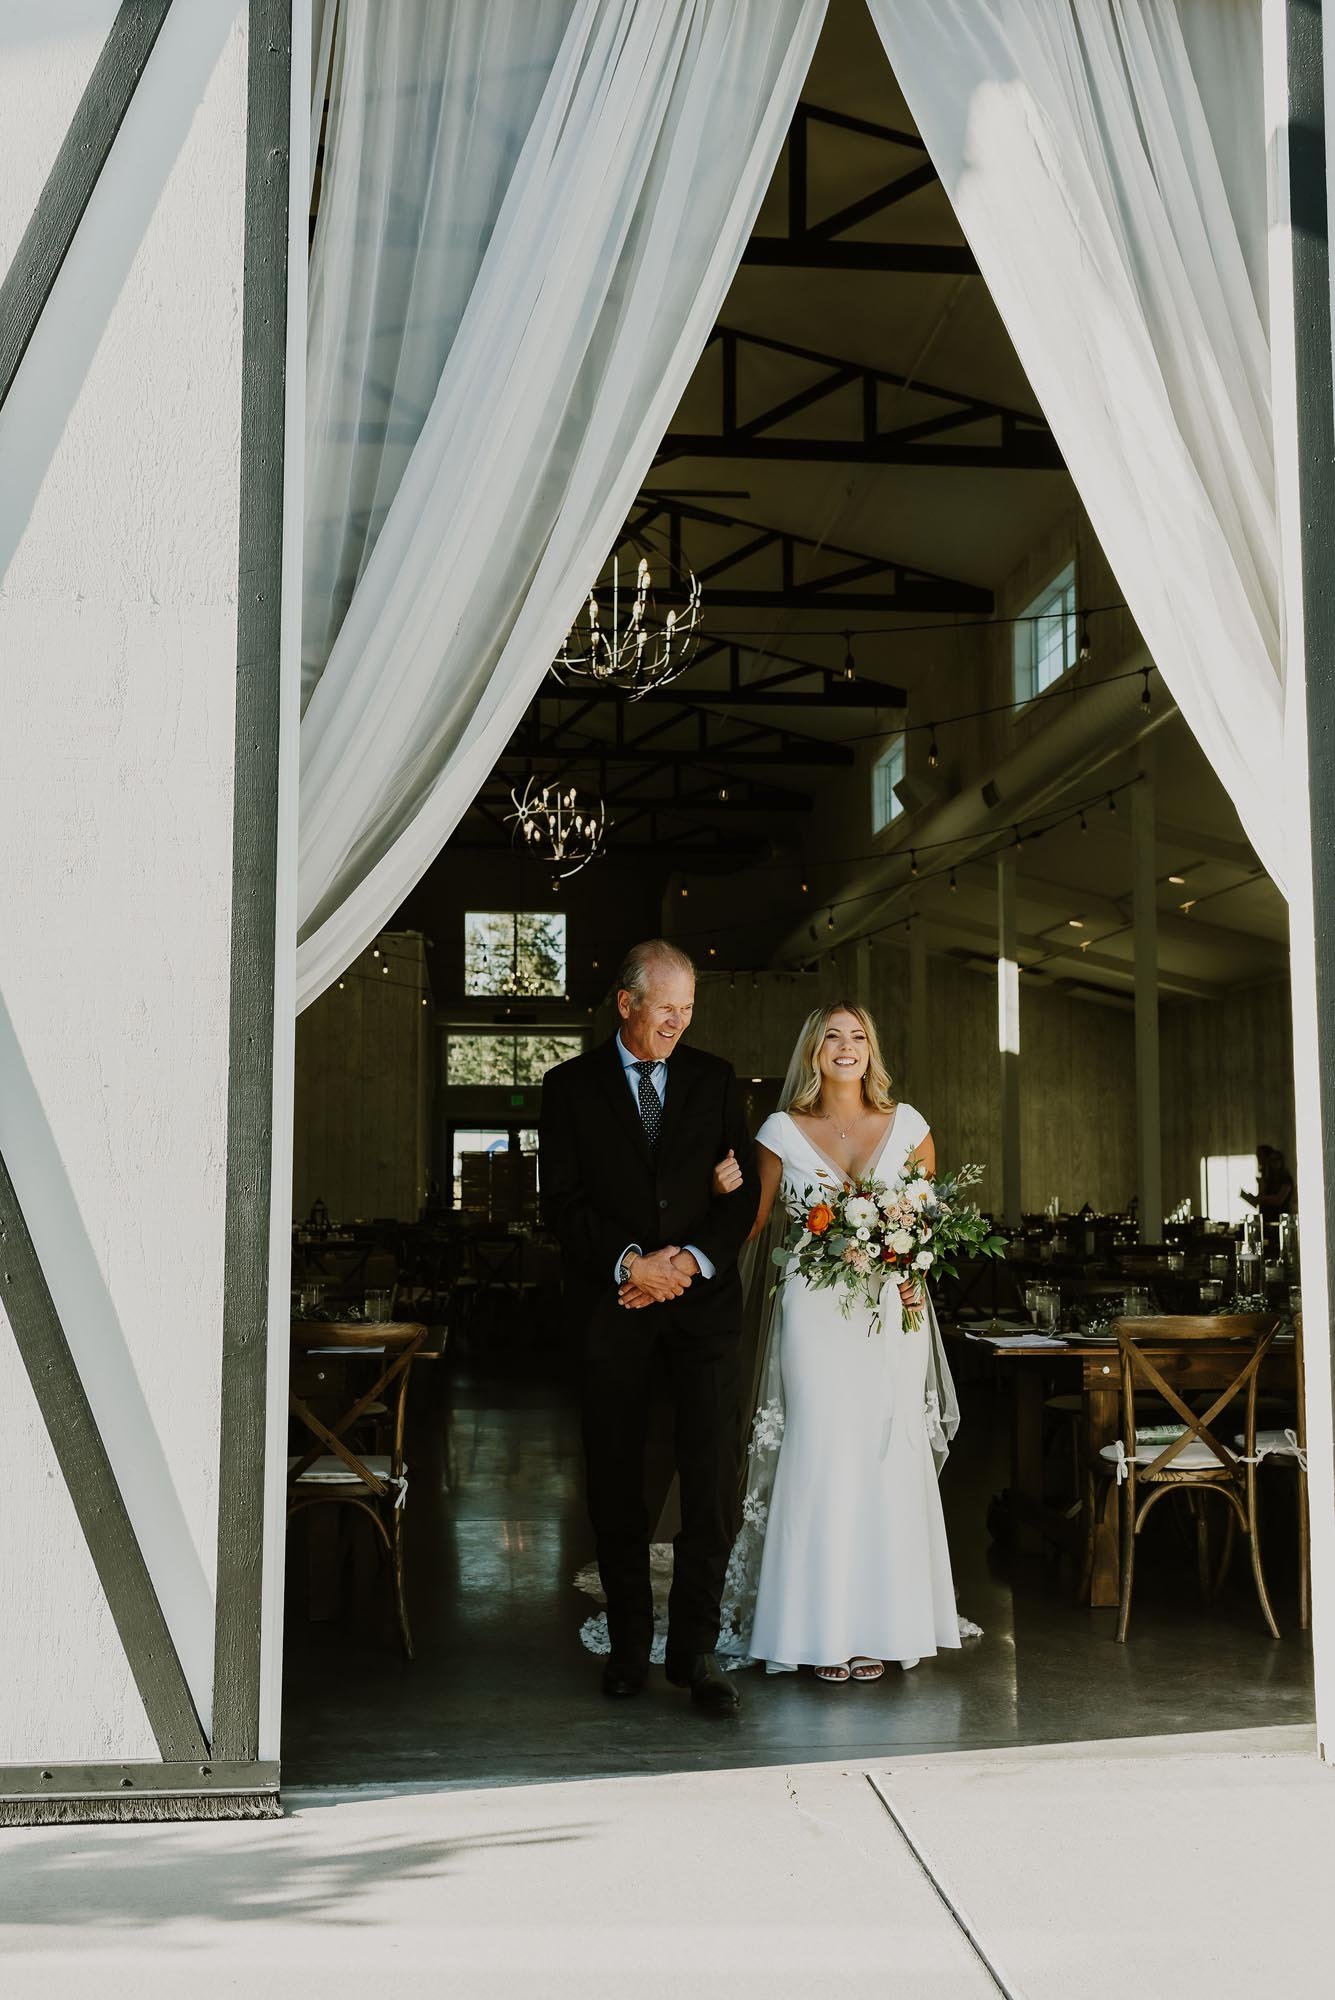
(997, 851, 1022, 1227)
(1132, 744, 1163, 1238)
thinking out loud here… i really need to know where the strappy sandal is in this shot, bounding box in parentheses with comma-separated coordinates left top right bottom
(814, 1662, 851, 1683)
(850, 1657, 885, 1682)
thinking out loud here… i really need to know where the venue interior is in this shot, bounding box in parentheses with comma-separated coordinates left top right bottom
(283, 1, 1310, 1789)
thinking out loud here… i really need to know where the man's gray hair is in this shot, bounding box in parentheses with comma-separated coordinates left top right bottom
(616, 938, 697, 1002)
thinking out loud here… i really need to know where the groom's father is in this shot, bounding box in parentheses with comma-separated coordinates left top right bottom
(541, 940, 757, 1712)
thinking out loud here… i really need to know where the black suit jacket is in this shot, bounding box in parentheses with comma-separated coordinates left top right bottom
(540, 1037, 759, 1335)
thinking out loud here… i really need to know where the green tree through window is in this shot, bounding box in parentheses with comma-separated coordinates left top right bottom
(447, 1032, 584, 1085)
(464, 912, 567, 996)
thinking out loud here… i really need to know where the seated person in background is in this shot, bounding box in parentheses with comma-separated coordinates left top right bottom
(1241, 1144, 1295, 1218)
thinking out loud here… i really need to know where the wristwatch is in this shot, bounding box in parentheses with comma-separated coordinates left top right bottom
(618, 1245, 641, 1284)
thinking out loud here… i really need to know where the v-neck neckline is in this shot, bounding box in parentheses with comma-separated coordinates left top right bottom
(783, 1105, 900, 1185)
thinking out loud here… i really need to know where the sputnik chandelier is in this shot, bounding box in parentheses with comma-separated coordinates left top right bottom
(506, 776, 608, 882)
(554, 522, 702, 698)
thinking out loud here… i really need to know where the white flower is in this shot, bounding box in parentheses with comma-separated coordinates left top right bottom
(914, 1249, 933, 1270)
(844, 1195, 878, 1228)
(904, 1180, 933, 1209)
(856, 1226, 870, 1243)
(891, 1229, 915, 1255)
(750, 1400, 785, 1452)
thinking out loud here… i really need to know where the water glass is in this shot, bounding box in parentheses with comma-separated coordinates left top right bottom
(1208, 1253, 1230, 1281)
(1122, 1286, 1152, 1318)
(364, 1288, 392, 1324)
(1199, 1278, 1223, 1309)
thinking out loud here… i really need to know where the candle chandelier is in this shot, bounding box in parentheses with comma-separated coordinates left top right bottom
(554, 522, 702, 698)
(506, 777, 609, 881)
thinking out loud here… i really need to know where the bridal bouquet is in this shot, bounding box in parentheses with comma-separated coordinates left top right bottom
(774, 1159, 1005, 1332)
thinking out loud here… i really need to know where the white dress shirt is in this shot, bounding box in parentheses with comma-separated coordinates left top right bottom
(614, 1032, 714, 1283)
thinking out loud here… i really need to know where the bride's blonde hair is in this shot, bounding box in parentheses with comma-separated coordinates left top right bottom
(784, 1001, 896, 1115)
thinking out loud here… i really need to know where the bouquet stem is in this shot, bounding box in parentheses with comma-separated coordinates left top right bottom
(902, 1302, 926, 1333)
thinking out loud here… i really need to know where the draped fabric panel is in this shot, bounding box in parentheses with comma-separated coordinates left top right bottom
(298, 0, 828, 1008)
(867, 0, 1285, 891)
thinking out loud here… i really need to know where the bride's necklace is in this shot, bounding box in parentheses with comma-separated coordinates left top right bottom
(818, 1103, 869, 1143)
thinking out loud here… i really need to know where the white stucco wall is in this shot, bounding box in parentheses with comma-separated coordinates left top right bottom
(0, 0, 250, 1760)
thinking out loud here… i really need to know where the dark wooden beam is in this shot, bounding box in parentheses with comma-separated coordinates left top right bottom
(740, 238, 977, 275)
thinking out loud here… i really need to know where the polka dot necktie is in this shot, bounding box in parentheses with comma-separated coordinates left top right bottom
(633, 1060, 662, 1150)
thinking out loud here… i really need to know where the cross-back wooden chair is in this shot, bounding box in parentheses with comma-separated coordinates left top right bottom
(1093, 1314, 1282, 1642)
(1240, 1310, 1310, 1630)
(287, 1319, 426, 1657)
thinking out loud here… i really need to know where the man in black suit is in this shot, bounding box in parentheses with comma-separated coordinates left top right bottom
(540, 939, 758, 1712)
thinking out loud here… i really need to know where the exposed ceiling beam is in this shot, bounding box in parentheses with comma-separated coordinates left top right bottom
(920, 911, 1221, 1000)
(741, 239, 977, 275)
(661, 325, 1061, 473)
(626, 495, 992, 614)
(661, 431, 1062, 470)
(536, 675, 907, 708)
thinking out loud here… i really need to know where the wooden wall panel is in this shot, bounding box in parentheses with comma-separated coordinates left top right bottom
(1160, 980, 1296, 1213)
(292, 933, 432, 1223)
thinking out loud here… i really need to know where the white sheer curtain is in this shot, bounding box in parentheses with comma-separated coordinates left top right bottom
(867, 0, 1285, 891)
(299, 0, 827, 1008)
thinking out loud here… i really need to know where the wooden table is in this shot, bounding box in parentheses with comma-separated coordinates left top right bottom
(948, 1327, 1296, 1608)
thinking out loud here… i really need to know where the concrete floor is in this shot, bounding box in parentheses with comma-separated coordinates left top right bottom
(281, 1343, 1314, 1790)
(1, 1727, 1328, 1998)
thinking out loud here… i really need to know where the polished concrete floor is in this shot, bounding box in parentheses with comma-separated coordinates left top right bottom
(282, 1334, 1314, 1790)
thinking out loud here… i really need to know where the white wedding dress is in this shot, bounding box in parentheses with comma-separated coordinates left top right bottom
(741, 1107, 964, 1671)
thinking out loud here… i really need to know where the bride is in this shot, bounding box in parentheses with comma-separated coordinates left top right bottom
(715, 1001, 965, 1683)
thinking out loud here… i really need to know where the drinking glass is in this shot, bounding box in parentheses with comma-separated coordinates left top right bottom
(1199, 1278, 1223, 1309)
(365, 1288, 392, 1324)
(1208, 1253, 1230, 1281)
(1279, 1214, 1300, 1282)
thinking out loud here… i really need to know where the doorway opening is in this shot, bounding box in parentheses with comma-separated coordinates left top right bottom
(282, 1, 1313, 1790)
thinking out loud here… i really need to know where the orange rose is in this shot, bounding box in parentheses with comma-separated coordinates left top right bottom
(806, 1203, 834, 1235)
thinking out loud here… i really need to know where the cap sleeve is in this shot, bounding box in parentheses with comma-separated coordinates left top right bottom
(898, 1103, 930, 1154)
(755, 1112, 788, 1158)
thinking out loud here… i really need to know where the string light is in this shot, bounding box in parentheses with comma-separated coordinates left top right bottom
(910, 849, 919, 877)
(843, 632, 856, 682)
(927, 727, 940, 769)
(800, 879, 809, 894)
(827, 907, 835, 931)
(680, 882, 689, 897)
(1078, 614, 1093, 664)
(718, 784, 730, 802)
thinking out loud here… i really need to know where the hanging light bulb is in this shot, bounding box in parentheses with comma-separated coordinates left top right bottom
(827, 907, 835, 931)
(680, 882, 689, 898)
(1108, 792, 1118, 814)
(1078, 613, 1092, 664)
(910, 850, 919, 878)
(1140, 667, 1152, 713)
(800, 879, 809, 894)
(1079, 811, 1089, 834)
(948, 868, 957, 893)
(927, 727, 940, 769)
(843, 632, 856, 682)
(718, 784, 730, 802)
(1013, 825, 1024, 852)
